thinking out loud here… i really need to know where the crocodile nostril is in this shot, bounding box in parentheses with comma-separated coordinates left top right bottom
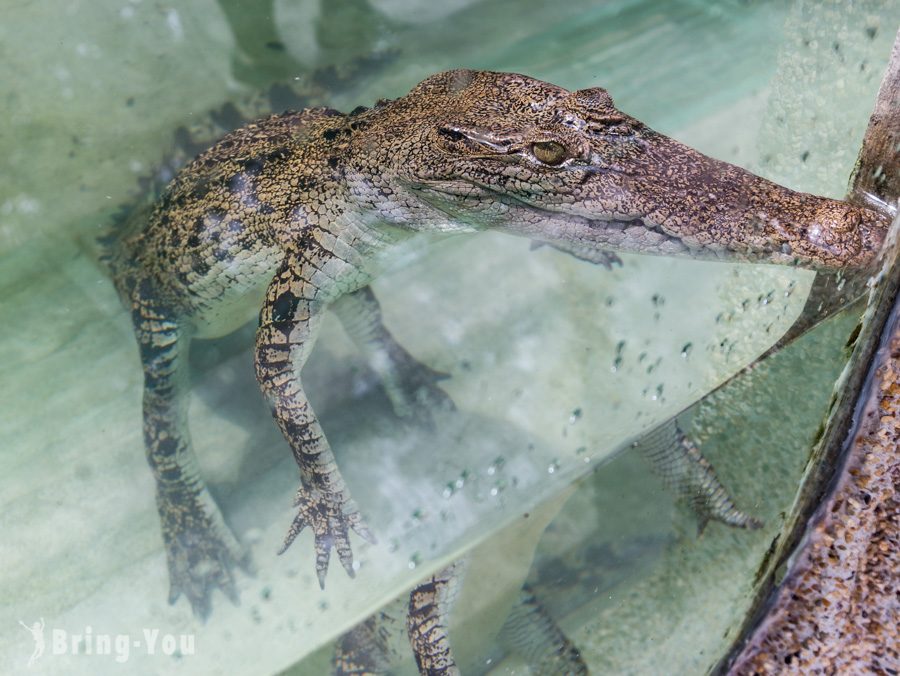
(437, 127, 465, 142)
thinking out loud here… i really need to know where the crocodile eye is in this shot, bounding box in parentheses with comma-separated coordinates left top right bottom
(532, 141, 568, 165)
(437, 126, 465, 142)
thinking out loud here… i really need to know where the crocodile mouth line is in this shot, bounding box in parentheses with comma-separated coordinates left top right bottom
(496, 190, 696, 258)
(511, 197, 803, 264)
(418, 178, 733, 259)
(550, 211, 694, 257)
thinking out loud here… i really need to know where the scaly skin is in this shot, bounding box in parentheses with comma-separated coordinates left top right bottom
(405, 562, 463, 675)
(634, 418, 763, 533)
(498, 584, 588, 676)
(109, 70, 890, 644)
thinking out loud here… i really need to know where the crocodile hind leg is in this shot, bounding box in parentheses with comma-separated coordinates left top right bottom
(332, 563, 462, 675)
(634, 417, 763, 532)
(332, 285, 454, 423)
(333, 607, 401, 675)
(256, 257, 375, 587)
(131, 280, 250, 620)
(406, 562, 463, 675)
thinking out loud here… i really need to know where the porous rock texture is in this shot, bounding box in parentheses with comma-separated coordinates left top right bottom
(731, 316, 899, 674)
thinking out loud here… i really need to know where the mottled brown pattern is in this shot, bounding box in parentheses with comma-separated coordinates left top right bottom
(730, 311, 900, 675)
(727, 29, 900, 676)
(108, 71, 891, 657)
(406, 563, 462, 675)
(375, 71, 889, 269)
(333, 611, 399, 675)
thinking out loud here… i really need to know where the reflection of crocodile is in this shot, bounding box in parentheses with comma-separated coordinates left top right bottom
(105, 69, 890, 671)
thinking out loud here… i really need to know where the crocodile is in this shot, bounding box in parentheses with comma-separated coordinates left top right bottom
(106, 69, 890, 671)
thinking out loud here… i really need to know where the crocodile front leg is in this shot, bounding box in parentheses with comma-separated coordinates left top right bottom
(131, 280, 250, 620)
(255, 257, 375, 588)
(332, 286, 454, 424)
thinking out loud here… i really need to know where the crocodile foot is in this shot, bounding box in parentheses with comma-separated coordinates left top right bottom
(158, 487, 252, 621)
(278, 486, 377, 589)
(383, 347, 455, 428)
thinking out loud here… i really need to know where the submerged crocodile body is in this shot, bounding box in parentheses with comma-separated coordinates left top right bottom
(107, 69, 890, 673)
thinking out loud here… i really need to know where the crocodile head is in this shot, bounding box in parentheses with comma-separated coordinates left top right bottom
(349, 69, 889, 270)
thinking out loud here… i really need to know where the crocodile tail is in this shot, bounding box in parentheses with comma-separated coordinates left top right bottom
(635, 418, 763, 532)
(499, 584, 589, 675)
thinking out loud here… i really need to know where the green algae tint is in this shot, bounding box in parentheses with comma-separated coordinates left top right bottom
(1, 1, 897, 674)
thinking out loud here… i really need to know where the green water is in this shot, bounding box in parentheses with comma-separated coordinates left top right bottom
(1, 1, 897, 674)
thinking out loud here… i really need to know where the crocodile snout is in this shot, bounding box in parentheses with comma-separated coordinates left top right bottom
(797, 199, 888, 269)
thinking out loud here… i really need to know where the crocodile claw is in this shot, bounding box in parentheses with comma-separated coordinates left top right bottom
(278, 487, 376, 589)
(160, 494, 253, 622)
